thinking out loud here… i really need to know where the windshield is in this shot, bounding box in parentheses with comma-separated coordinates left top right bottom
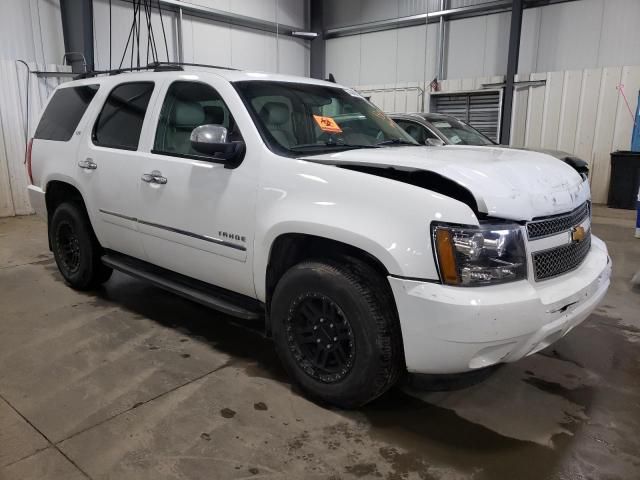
(235, 81, 418, 155)
(428, 117, 495, 146)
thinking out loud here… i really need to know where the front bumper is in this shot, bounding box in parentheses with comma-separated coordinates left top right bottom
(389, 235, 611, 374)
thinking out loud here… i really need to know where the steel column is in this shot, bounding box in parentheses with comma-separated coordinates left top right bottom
(499, 0, 523, 145)
(310, 0, 325, 80)
(59, 0, 94, 73)
(177, 7, 184, 63)
(436, 0, 447, 81)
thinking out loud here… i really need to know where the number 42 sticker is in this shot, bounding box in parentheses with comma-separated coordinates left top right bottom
(313, 115, 343, 133)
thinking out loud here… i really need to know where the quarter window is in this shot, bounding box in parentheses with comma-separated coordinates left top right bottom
(34, 85, 99, 141)
(93, 82, 154, 150)
(153, 81, 242, 157)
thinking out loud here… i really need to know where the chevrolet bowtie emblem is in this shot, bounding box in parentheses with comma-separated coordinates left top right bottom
(571, 225, 586, 242)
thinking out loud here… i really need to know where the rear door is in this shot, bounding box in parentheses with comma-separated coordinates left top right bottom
(76, 80, 159, 259)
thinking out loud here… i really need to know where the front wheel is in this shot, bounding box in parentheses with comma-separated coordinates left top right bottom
(50, 202, 112, 290)
(271, 259, 404, 408)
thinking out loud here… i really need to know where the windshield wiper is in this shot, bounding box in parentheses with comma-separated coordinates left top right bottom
(375, 139, 419, 146)
(289, 142, 381, 150)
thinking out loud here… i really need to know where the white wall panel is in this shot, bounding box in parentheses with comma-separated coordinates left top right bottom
(0, 62, 70, 217)
(396, 25, 427, 83)
(0, 0, 64, 65)
(573, 68, 601, 168)
(231, 27, 277, 71)
(277, 36, 309, 77)
(524, 72, 547, 149)
(323, 0, 362, 29)
(590, 67, 622, 204)
(328, 0, 640, 85)
(557, 70, 583, 154)
(446, 16, 486, 80)
(482, 12, 509, 76)
(359, 30, 398, 85)
(277, 0, 308, 29)
(536, 0, 603, 73)
(597, 0, 640, 68)
(184, 15, 231, 65)
(325, 35, 361, 86)
(540, 71, 563, 149)
(518, 7, 541, 75)
(510, 74, 530, 147)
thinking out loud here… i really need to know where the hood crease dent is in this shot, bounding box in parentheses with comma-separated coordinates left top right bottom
(303, 145, 590, 222)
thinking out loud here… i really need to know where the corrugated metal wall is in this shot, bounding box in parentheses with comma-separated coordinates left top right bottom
(356, 65, 640, 204)
(326, 0, 640, 84)
(0, 62, 70, 217)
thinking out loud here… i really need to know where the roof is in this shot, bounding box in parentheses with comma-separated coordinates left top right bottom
(389, 112, 454, 122)
(62, 63, 341, 89)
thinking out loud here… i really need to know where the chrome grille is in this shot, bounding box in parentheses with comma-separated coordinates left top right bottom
(532, 231, 591, 281)
(527, 202, 590, 239)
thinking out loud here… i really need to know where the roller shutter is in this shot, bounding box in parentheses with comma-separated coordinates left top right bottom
(430, 90, 502, 142)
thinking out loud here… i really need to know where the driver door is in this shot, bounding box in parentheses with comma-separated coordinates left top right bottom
(135, 79, 257, 298)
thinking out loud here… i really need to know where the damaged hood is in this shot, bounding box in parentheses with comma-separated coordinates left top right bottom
(303, 145, 590, 221)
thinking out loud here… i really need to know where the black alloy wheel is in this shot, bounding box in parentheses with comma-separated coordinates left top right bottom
(286, 293, 355, 383)
(55, 221, 81, 275)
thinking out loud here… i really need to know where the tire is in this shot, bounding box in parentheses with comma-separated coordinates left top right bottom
(50, 201, 112, 290)
(271, 258, 404, 408)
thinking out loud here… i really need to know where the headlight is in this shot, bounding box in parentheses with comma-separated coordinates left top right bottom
(432, 223, 527, 286)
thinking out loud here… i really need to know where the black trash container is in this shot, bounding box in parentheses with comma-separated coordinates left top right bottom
(607, 151, 640, 210)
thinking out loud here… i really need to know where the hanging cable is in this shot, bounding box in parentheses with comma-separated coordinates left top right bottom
(157, 0, 170, 61)
(136, 0, 142, 68)
(119, 0, 138, 68)
(145, 0, 159, 64)
(109, 0, 112, 70)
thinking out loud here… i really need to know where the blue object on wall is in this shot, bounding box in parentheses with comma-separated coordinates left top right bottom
(632, 90, 640, 152)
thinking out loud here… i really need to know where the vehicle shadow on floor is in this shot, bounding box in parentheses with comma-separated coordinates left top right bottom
(45, 267, 592, 479)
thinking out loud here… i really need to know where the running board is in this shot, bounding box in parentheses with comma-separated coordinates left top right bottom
(102, 252, 263, 320)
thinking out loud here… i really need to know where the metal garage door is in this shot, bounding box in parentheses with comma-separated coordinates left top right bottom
(430, 90, 502, 142)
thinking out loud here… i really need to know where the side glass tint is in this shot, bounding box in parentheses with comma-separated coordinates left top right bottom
(93, 82, 154, 150)
(34, 85, 99, 141)
(154, 81, 242, 157)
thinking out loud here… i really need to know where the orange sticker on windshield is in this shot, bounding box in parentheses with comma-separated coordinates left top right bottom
(313, 115, 342, 133)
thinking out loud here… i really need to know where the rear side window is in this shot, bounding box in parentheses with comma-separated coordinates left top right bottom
(93, 82, 154, 150)
(34, 85, 99, 141)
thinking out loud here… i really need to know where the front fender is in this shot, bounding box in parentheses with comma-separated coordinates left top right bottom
(253, 155, 479, 301)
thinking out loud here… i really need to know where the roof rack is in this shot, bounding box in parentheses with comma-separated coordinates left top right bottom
(74, 61, 239, 80)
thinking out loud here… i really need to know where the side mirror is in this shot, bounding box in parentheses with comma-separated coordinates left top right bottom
(190, 124, 245, 167)
(426, 138, 445, 147)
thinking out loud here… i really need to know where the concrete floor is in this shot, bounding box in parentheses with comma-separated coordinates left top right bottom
(0, 207, 639, 480)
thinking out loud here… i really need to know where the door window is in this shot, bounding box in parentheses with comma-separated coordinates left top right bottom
(153, 81, 242, 157)
(93, 82, 154, 150)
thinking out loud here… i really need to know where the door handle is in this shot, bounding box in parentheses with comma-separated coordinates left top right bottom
(141, 171, 167, 185)
(78, 159, 97, 170)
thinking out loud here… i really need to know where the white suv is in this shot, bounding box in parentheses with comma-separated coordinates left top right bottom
(26, 63, 611, 407)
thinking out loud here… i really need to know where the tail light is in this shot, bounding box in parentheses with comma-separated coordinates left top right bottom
(25, 138, 34, 184)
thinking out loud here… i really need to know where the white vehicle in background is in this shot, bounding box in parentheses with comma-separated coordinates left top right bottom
(26, 63, 611, 407)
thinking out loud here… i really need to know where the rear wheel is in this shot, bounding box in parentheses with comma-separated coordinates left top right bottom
(50, 202, 112, 290)
(271, 258, 404, 408)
